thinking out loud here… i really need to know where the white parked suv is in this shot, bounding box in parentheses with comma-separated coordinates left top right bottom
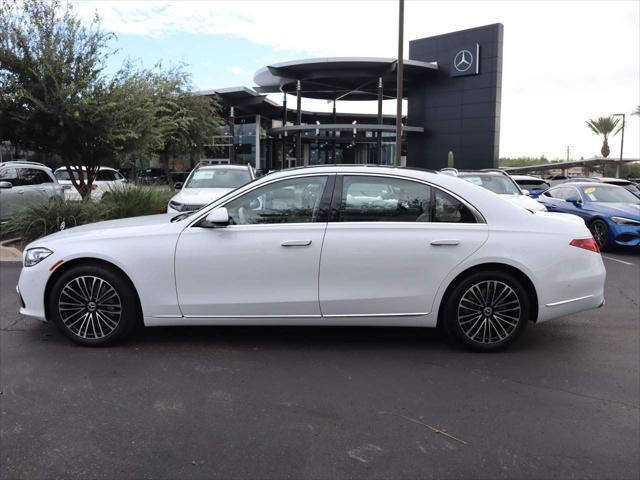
(54, 166, 126, 201)
(0, 161, 64, 221)
(167, 164, 255, 213)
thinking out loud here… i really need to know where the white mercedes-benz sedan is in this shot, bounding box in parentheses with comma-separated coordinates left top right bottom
(16, 166, 606, 351)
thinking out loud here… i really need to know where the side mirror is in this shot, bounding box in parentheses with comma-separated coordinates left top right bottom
(565, 195, 581, 205)
(201, 207, 229, 228)
(521, 189, 530, 196)
(174, 182, 183, 190)
(0, 181, 12, 189)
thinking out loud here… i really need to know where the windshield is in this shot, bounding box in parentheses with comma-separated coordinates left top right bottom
(459, 174, 520, 195)
(54, 170, 87, 181)
(185, 168, 251, 189)
(581, 185, 640, 204)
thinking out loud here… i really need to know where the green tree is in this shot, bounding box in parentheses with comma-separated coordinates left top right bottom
(0, 1, 221, 198)
(0, 0, 117, 197)
(150, 67, 223, 183)
(585, 116, 621, 158)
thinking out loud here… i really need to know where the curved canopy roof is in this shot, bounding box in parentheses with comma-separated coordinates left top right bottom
(254, 57, 438, 101)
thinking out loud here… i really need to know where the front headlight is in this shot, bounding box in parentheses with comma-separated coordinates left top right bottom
(169, 200, 184, 212)
(24, 247, 53, 267)
(610, 216, 640, 226)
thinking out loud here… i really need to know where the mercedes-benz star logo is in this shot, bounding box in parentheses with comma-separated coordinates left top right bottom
(454, 50, 473, 72)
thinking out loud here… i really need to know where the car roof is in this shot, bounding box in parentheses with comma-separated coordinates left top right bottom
(556, 182, 623, 188)
(196, 164, 251, 171)
(510, 175, 546, 181)
(599, 177, 631, 184)
(1, 161, 50, 168)
(455, 170, 505, 176)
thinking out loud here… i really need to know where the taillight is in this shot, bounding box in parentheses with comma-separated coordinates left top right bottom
(91, 184, 97, 190)
(570, 238, 600, 253)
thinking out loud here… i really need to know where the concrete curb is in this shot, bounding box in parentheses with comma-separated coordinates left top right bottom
(0, 238, 23, 263)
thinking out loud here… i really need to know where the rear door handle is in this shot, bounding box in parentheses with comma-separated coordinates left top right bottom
(281, 240, 312, 247)
(430, 239, 460, 246)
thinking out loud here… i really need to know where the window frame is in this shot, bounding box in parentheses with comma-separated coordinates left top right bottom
(329, 173, 485, 224)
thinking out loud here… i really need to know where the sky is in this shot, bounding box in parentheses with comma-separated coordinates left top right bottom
(72, 0, 640, 161)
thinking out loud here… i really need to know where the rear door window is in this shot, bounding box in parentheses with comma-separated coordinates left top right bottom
(338, 176, 477, 223)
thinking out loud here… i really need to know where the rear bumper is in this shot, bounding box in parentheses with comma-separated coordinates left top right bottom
(536, 251, 606, 323)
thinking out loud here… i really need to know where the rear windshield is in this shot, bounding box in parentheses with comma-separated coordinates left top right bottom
(459, 174, 520, 195)
(516, 180, 550, 189)
(185, 169, 251, 189)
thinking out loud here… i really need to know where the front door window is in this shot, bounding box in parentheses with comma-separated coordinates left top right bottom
(225, 176, 328, 225)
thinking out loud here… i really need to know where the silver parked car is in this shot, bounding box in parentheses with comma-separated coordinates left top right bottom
(0, 162, 64, 221)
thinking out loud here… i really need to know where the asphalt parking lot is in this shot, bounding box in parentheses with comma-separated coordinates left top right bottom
(1, 250, 638, 480)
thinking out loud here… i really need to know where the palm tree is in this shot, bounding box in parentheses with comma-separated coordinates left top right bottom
(585, 116, 620, 158)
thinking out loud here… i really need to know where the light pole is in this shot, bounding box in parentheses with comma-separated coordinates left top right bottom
(611, 113, 625, 178)
(395, 0, 404, 167)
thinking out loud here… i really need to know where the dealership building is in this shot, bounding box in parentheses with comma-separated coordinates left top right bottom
(196, 24, 503, 172)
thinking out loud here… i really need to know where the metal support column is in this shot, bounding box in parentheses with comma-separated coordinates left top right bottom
(229, 106, 235, 164)
(281, 93, 287, 169)
(376, 76, 383, 164)
(296, 80, 302, 166)
(332, 100, 337, 163)
(394, 0, 405, 167)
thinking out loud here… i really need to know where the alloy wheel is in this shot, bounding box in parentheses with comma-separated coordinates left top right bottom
(58, 275, 122, 339)
(591, 221, 607, 248)
(457, 280, 521, 344)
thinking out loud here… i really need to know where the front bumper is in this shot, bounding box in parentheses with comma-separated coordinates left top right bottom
(16, 259, 56, 321)
(610, 223, 640, 247)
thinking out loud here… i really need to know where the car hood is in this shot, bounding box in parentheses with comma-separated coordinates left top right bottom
(500, 194, 547, 211)
(586, 202, 640, 219)
(171, 188, 233, 206)
(28, 213, 178, 248)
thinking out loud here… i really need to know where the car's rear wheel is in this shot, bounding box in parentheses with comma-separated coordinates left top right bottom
(444, 270, 530, 352)
(48, 264, 138, 346)
(589, 219, 610, 251)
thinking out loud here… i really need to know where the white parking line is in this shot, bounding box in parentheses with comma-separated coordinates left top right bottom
(602, 255, 636, 266)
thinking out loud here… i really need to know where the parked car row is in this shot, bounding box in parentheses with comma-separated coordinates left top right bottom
(438, 168, 640, 250)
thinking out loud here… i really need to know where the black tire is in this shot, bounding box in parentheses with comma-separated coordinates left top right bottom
(589, 219, 611, 251)
(48, 263, 139, 346)
(443, 270, 531, 352)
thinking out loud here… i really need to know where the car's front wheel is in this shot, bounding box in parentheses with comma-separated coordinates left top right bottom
(48, 264, 139, 346)
(589, 219, 610, 251)
(444, 270, 531, 352)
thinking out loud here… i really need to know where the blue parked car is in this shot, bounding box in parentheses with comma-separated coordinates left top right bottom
(537, 182, 640, 250)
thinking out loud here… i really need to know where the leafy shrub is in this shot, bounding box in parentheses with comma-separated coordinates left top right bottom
(1, 196, 102, 243)
(100, 184, 174, 220)
(1, 185, 175, 243)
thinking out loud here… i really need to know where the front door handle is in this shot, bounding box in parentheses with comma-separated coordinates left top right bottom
(430, 239, 460, 246)
(17, 190, 24, 194)
(281, 240, 312, 247)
